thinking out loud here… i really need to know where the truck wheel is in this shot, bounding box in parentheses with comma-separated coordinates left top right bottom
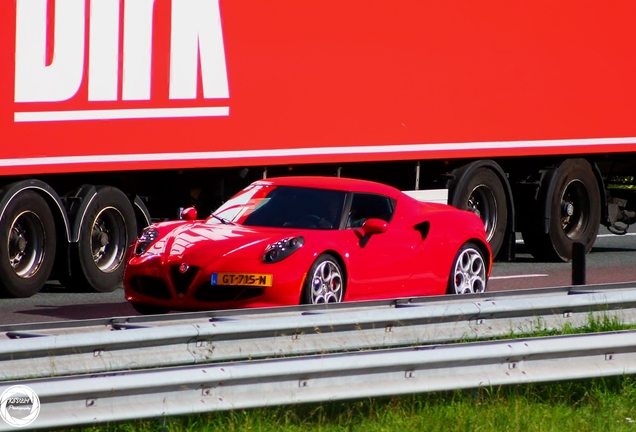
(450, 168, 507, 258)
(65, 187, 137, 292)
(522, 159, 600, 262)
(0, 191, 56, 298)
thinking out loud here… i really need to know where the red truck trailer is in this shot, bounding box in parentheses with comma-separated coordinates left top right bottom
(2, 0, 636, 298)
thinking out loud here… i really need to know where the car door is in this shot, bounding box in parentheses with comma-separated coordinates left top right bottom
(344, 193, 421, 300)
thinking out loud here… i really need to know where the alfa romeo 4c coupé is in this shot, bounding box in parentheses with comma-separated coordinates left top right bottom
(124, 176, 491, 314)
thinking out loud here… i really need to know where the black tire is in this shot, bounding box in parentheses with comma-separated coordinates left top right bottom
(130, 302, 170, 315)
(63, 187, 137, 292)
(301, 254, 345, 304)
(446, 242, 487, 295)
(450, 168, 508, 259)
(521, 159, 600, 262)
(0, 191, 56, 298)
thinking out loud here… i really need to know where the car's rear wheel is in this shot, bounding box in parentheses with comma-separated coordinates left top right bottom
(447, 242, 487, 294)
(301, 254, 345, 304)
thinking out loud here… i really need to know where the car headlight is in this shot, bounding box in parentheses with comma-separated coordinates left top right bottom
(134, 227, 159, 256)
(262, 236, 304, 263)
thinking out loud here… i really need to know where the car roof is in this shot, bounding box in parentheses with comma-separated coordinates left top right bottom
(255, 176, 401, 197)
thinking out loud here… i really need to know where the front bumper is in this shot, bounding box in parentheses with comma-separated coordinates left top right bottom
(123, 255, 305, 311)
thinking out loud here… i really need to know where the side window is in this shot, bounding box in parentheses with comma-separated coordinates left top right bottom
(347, 193, 396, 228)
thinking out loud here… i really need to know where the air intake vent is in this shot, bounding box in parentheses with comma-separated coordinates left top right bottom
(170, 265, 199, 296)
(128, 276, 172, 300)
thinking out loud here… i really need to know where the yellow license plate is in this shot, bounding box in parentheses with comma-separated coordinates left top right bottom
(211, 273, 273, 287)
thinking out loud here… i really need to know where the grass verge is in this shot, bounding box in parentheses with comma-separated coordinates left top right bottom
(68, 376, 636, 432)
(61, 314, 636, 432)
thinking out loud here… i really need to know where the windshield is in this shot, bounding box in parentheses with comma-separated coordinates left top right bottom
(209, 185, 346, 229)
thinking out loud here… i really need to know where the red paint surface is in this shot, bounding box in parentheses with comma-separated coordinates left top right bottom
(2, 1, 636, 175)
(124, 176, 491, 310)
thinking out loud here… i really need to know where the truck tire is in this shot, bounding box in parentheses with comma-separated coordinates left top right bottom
(0, 191, 56, 298)
(521, 159, 600, 262)
(64, 187, 137, 292)
(450, 167, 508, 259)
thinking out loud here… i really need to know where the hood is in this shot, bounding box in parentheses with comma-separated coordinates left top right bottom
(157, 222, 303, 265)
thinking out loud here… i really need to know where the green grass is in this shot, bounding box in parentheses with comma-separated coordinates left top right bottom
(68, 377, 636, 432)
(502, 313, 631, 339)
(61, 313, 636, 432)
(608, 175, 636, 189)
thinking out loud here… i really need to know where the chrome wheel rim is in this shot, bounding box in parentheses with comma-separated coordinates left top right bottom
(310, 260, 343, 304)
(452, 248, 486, 294)
(8, 211, 46, 278)
(91, 207, 127, 273)
(467, 185, 498, 243)
(560, 179, 589, 239)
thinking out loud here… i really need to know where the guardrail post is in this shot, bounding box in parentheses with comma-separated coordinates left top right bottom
(572, 242, 586, 285)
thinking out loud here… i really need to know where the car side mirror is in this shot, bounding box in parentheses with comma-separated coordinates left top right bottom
(180, 207, 197, 221)
(361, 218, 388, 235)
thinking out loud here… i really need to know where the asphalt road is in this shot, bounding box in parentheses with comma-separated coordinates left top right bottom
(488, 227, 636, 291)
(1, 226, 635, 326)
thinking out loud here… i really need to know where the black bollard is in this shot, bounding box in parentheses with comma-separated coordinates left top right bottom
(571, 242, 586, 285)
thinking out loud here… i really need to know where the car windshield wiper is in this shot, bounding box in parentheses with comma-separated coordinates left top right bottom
(210, 213, 235, 225)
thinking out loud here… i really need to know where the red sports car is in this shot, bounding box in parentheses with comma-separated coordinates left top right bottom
(124, 176, 491, 314)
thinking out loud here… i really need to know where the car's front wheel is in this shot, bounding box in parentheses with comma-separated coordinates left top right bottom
(301, 254, 345, 304)
(447, 242, 487, 295)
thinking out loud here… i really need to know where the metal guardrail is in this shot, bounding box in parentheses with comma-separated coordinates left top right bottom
(4, 282, 635, 335)
(0, 282, 580, 339)
(2, 283, 636, 381)
(2, 329, 635, 431)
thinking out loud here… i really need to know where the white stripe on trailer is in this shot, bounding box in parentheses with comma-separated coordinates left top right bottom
(15, 106, 230, 122)
(2, 136, 636, 167)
